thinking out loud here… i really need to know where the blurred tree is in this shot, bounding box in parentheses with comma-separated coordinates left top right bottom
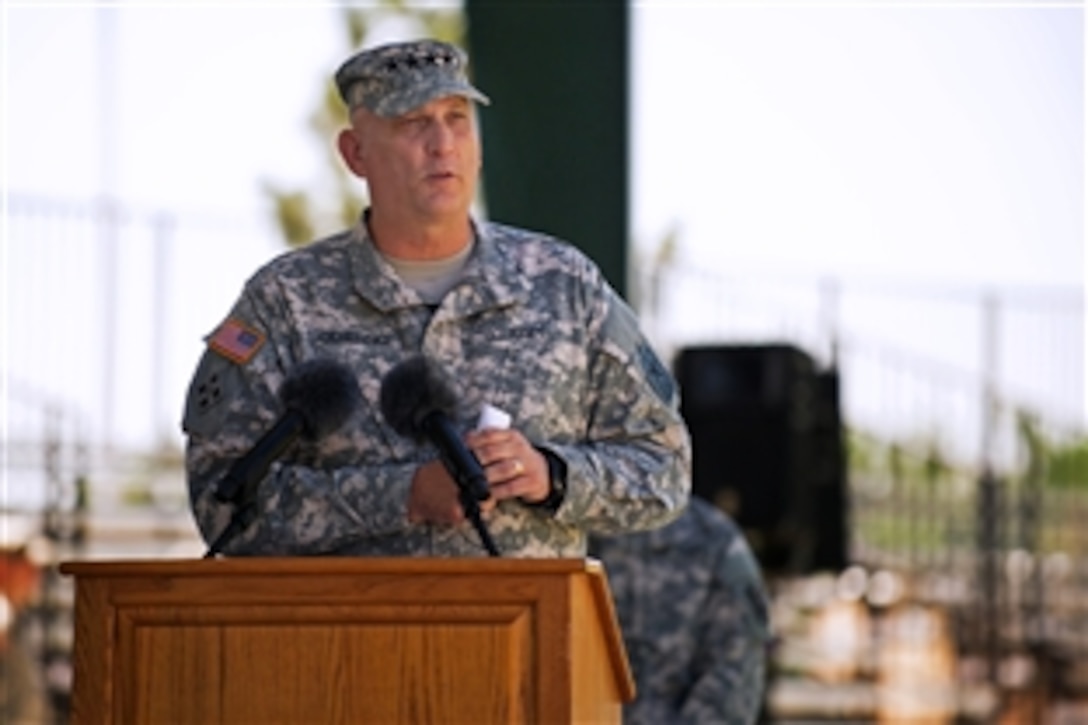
(1046, 441, 1088, 487)
(1017, 412, 1088, 489)
(1017, 410, 1048, 487)
(923, 440, 949, 491)
(263, 3, 465, 247)
(845, 428, 881, 474)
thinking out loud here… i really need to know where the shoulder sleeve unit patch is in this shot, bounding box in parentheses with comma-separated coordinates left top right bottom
(208, 317, 265, 365)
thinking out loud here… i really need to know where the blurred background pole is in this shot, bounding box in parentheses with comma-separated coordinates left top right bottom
(152, 213, 174, 447)
(97, 7, 119, 450)
(465, 0, 630, 299)
(978, 293, 1002, 684)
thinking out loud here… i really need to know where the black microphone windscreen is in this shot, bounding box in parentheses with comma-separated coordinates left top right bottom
(279, 358, 362, 439)
(379, 356, 458, 441)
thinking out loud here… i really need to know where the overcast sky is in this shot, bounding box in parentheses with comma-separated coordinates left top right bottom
(634, 3, 1082, 290)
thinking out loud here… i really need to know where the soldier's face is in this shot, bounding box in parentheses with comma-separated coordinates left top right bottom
(343, 95, 482, 226)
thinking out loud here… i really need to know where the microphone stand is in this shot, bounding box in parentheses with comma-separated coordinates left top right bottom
(420, 412, 500, 557)
(203, 501, 256, 558)
(204, 466, 264, 558)
(459, 488, 500, 557)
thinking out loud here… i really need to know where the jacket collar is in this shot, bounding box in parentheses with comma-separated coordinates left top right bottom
(346, 213, 531, 316)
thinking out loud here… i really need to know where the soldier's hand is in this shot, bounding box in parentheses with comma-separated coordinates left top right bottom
(466, 428, 550, 505)
(407, 459, 496, 525)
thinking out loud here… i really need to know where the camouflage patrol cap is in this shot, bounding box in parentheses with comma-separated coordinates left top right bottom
(335, 39, 490, 117)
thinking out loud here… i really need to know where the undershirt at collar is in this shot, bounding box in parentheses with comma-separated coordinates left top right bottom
(381, 241, 474, 305)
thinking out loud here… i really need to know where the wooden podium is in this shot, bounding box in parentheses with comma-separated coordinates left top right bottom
(59, 557, 634, 724)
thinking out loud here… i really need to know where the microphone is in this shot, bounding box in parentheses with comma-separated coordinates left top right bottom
(205, 357, 362, 557)
(379, 356, 490, 503)
(214, 357, 363, 505)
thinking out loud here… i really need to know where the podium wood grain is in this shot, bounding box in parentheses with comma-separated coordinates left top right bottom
(60, 557, 633, 724)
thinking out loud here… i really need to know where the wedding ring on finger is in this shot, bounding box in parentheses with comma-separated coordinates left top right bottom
(512, 458, 525, 476)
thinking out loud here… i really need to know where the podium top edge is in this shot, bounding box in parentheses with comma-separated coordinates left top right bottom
(58, 556, 604, 578)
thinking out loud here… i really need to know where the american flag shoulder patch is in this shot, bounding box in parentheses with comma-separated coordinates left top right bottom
(208, 317, 266, 365)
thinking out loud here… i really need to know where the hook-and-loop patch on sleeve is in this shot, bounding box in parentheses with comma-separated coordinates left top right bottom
(601, 297, 675, 405)
(208, 317, 266, 365)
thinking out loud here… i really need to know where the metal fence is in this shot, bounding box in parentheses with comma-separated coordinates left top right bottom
(5, 192, 285, 455)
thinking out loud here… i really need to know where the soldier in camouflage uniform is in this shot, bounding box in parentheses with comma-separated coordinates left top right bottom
(589, 496, 772, 724)
(182, 39, 691, 558)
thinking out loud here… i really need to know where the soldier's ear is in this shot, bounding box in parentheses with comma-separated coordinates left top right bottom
(337, 128, 368, 179)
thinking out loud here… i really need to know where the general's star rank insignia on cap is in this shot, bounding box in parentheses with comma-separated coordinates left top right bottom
(208, 317, 265, 365)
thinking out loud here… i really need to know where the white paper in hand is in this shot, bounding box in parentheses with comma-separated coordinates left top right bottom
(477, 404, 512, 431)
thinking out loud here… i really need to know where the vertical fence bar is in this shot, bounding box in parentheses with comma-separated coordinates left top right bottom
(151, 213, 174, 446)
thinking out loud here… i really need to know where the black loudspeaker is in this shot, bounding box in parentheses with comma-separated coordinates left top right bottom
(809, 370, 849, 572)
(674, 344, 849, 574)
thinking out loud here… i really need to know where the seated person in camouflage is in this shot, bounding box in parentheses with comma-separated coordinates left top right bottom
(589, 496, 772, 724)
(181, 39, 691, 558)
